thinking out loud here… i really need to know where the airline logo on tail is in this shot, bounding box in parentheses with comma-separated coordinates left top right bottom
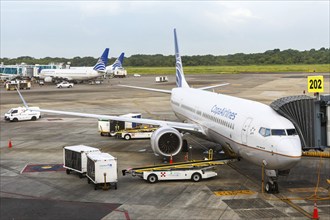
(174, 29, 189, 88)
(111, 53, 125, 70)
(93, 48, 109, 72)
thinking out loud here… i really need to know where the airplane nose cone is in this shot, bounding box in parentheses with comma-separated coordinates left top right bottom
(277, 137, 302, 169)
(278, 138, 302, 157)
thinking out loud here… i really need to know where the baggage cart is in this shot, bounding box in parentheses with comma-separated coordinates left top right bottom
(63, 145, 101, 178)
(86, 152, 118, 190)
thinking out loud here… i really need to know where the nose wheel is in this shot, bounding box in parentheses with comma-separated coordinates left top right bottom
(264, 169, 279, 194)
(265, 181, 279, 194)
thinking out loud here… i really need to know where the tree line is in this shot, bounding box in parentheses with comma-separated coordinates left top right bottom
(1, 48, 329, 67)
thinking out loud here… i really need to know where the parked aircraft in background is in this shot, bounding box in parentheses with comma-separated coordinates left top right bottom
(39, 48, 109, 83)
(17, 29, 302, 194)
(105, 52, 125, 75)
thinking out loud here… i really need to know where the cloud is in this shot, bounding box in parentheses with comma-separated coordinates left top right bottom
(203, 3, 259, 27)
(79, 2, 123, 16)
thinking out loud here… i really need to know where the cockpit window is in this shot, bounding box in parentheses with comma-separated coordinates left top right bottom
(271, 129, 286, 136)
(287, 129, 297, 136)
(259, 127, 271, 137)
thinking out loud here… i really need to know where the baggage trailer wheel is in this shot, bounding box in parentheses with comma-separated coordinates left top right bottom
(191, 173, 201, 182)
(66, 169, 71, 175)
(147, 174, 158, 183)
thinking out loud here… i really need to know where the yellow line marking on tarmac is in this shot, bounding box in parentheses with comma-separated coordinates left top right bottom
(288, 187, 328, 193)
(214, 190, 256, 196)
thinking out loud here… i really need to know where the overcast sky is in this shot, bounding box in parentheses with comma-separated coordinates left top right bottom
(1, 1, 329, 58)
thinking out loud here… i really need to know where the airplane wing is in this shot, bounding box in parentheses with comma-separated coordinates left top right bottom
(118, 85, 172, 94)
(196, 83, 230, 90)
(16, 89, 204, 134)
(118, 83, 229, 93)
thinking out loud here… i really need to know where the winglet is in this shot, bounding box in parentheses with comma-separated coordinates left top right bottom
(16, 88, 29, 109)
(93, 48, 109, 72)
(174, 29, 189, 88)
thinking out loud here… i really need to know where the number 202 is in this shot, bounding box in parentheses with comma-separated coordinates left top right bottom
(309, 79, 322, 89)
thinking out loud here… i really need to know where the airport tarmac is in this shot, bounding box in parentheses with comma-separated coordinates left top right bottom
(1, 73, 329, 220)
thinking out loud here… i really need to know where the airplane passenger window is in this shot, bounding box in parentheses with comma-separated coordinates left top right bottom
(271, 129, 286, 136)
(287, 129, 297, 135)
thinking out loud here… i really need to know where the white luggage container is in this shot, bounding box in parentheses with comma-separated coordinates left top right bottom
(86, 152, 118, 190)
(63, 145, 101, 178)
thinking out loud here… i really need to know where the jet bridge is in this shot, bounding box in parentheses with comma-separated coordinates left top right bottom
(270, 94, 330, 151)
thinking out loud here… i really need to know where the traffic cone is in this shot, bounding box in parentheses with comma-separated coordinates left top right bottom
(312, 201, 319, 220)
(169, 155, 173, 164)
(8, 139, 12, 149)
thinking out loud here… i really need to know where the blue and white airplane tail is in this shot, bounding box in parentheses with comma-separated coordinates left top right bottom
(110, 52, 125, 70)
(174, 29, 189, 88)
(93, 48, 109, 72)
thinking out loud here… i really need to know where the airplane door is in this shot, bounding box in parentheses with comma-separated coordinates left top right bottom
(241, 118, 253, 145)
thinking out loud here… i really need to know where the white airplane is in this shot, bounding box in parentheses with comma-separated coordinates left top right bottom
(105, 52, 125, 75)
(17, 29, 302, 194)
(39, 48, 109, 83)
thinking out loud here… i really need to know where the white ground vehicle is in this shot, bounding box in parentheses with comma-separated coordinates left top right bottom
(122, 159, 235, 184)
(143, 167, 217, 183)
(98, 113, 142, 136)
(118, 127, 157, 140)
(4, 107, 41, 122)
(111, 68, 127, 78)
(56, 81, 73, 88)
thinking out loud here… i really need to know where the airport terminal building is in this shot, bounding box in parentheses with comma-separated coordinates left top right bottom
(0, 63, 64, 79)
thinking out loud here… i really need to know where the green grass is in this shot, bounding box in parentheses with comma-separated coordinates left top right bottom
(126, 64, 330, 75)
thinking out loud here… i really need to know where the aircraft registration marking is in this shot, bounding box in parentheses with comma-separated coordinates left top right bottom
(214, 190, 255, 196)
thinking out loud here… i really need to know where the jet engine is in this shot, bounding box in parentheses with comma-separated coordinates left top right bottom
(44, 77, 53, 83)
(150, 126, 183, 157)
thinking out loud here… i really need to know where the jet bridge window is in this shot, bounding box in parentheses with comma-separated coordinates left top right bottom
(271, 129, 286, 136)
(286, 129, 297, 136)
(259, 127, 271, 137)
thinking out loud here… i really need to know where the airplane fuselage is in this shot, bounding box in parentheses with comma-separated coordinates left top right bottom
(170, 88, 302, 170)
(39, 68, 103, 81)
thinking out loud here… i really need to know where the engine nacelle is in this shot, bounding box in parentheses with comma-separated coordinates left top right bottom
(150, 126, 183, 157)
(44, 76, 53, 82)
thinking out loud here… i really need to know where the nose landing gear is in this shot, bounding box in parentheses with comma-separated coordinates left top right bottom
(264, 169, 279, 194)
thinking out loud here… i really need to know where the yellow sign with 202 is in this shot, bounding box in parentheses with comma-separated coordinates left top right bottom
(308, 76, 324, 93)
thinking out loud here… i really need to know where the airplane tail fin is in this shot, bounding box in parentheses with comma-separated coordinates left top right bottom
(93, 48, 109, 72)
(111, 52, 125, 70)
(174, 29, 189, 88)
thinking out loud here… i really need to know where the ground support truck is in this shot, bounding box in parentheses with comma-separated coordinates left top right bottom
(117, 127, 158, 140)
(86, 152, 118, 190)
(98, 113, 141, 136)
(4, 106, 41, 122)
(63, 145, 101, 178)
(122, 158, 236, 183)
